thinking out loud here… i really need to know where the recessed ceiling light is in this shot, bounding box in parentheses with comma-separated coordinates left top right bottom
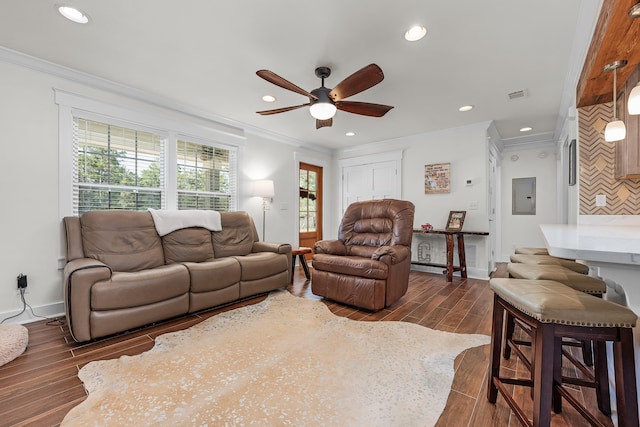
(404, 25, 427, 42)
(345, 132, 355, 137)
(262, 95, 276, 103)
(458, 105, 473, 112)
(57, 5, 89, 24)
(520, 127, 532, 132)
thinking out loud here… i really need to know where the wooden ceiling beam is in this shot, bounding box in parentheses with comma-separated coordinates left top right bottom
(576, 0, 640, 108)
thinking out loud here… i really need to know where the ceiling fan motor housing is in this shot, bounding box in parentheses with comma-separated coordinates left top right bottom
(310, 86, 333, 104)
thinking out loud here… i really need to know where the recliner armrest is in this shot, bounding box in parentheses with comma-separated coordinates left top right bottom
(372, 246, 410, 264)
(313, 240, 347, 255)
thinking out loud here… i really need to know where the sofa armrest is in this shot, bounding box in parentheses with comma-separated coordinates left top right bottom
(372, 246, 410, 264)
(63, 258, 112, 342)
(313, 240, 347, 255)
(252, 242, 292, 256)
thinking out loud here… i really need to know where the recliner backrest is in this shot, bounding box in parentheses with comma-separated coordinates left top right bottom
(338, 199, 415, 257)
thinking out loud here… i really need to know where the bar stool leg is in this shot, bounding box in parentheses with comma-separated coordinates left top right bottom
(532, 322, 554, 427)
(594, 340, 612, 416)
(488, 295, 505, 404)
(503, 312, 516, 359)
(614, 328, 639, 427)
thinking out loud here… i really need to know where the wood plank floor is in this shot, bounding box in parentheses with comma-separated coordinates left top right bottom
(0, 264, 614, 426)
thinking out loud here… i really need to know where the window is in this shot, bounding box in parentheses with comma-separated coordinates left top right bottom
(71, 117, 237, 215)
(177, 139, 236, 211)
(299, 166, 318, 232)
(75, 119, 164, 214)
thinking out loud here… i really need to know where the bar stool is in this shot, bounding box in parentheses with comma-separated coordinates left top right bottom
(506, 262, 607, 363)
(487, 278, 638, 427)
(514, 247, 549, 255)
(509, 253, 590, 275)
(506, 263, 605, 295)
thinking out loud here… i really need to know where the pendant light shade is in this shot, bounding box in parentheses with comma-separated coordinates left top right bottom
(603, 60, 627, 142)
(628, 83, 640, 115)
(605, 120, 627, 142)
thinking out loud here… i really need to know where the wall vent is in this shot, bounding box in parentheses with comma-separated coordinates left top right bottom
(507, 89, 529, 101)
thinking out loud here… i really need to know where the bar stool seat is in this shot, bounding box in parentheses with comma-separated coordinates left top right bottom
(506, 262, 606, 369)
(510, 254, 590, 275)
(488, 278, 638, 427)
(514, 247, 549, 255)
(507, 263, 606, 295)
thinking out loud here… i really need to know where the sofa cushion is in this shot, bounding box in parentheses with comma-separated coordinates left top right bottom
(80, 210, 165, 272)
(91, 264, 190, 310)
(162, 228, 215, 264)
(185, 258, 241, 293)
(233, 252, 289, 281)
(212, 212, 258, 257)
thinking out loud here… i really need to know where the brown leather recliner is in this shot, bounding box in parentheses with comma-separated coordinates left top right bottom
(311, 199, 415, 311)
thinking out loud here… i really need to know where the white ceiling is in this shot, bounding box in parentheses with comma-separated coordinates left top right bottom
(0, 1, 599, 151)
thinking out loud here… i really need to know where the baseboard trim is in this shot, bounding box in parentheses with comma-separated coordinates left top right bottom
(0, 301, 65, 325)
(410, 265, 490, 281)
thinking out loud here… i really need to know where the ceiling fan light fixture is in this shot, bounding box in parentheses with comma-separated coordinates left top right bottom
(405, 25, 427, 42)
(309, 102, 337, 120)
(628, 83, 640, 115)
(57, 5, 89, 23)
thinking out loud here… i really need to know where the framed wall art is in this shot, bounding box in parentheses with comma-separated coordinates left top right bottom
(424, 162, 450, 194)
(445, 210, 466, 231)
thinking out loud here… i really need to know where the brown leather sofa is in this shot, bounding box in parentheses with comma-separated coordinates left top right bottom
(63, 210, 291, 342)
(311, 199, 415, 311)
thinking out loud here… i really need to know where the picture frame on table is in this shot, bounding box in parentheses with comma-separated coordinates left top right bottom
(445, 210, 466, 231)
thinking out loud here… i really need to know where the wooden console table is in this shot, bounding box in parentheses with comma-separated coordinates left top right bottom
(411, 229, 489, 282)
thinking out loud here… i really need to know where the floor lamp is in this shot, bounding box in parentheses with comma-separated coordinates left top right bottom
(252, 180, 274, 241)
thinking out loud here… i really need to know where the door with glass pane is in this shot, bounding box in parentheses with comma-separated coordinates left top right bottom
(299, 163, 322, 258)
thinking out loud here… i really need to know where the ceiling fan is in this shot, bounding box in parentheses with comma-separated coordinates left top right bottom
(256, 64, 394, 129)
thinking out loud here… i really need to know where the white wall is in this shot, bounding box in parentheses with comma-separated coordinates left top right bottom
(0, 59, 333, 322)
(499, 147, 558, 260)
(336, 123, 493, 278)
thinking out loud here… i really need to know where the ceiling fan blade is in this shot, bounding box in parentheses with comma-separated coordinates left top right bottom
(316, 118, 333, 129)
(256, 103, 310, 115)
(336, 101, 394, 117)
(256, 70, 318, 100)
(329, 64, 385, 101)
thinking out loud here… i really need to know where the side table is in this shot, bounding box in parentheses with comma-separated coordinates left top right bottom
(291, 247, 313, 282)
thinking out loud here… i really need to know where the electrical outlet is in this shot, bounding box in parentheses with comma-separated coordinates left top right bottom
(17, 274, 27, 289)
(595, 194, 606, 207)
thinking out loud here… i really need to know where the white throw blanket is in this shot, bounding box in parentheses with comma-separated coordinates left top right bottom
(148, 209, 222, 236)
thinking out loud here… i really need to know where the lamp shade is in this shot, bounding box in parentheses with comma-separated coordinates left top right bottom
(604, 120, 626, 142)
(309, 102, 337, 120)
(252, 180, 275, 198)
(628, 83, 640, 115)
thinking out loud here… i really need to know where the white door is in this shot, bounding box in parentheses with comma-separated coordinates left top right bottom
(342, 160, 399, 213)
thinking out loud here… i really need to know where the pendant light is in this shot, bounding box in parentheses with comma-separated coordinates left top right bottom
(603, 60, 627, 142)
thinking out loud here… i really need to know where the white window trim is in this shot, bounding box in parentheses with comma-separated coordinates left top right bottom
(56, 89, 242, 218)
